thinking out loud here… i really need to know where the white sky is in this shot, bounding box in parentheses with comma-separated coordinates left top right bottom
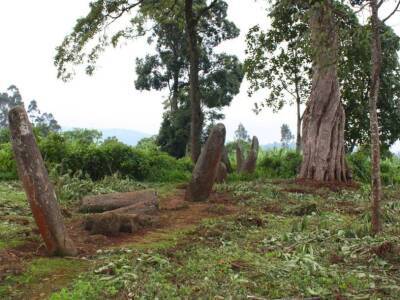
(0, 1, 399, 148)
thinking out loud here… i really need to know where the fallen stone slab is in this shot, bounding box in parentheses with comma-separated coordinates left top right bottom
(84, 212, 160, 236)
(81, 190, 159, 236)
(79, 190, 158, 213)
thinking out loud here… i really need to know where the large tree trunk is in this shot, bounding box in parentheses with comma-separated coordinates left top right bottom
(299, 1, 347, 182)
(296, 94, 302, 152)
(8, 106, 77, 256)
(295, 78, 302, 152)
(185, 0, 202, 163)
(171, 70, 179, 113)
(369, 0, 382, 234)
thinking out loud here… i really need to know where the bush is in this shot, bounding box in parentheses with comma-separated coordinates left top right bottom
(257, 149, 302, 179)
(0, 143, 17, 180)
(347, 150, 400, 185)
(0, 130, 193, 183)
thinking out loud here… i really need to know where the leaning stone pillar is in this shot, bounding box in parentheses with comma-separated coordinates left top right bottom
(9, 106, 77, 256)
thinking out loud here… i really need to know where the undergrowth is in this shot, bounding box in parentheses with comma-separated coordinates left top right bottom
(45, 180, 400, 299)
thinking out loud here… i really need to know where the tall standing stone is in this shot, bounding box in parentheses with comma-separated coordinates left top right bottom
(241, 136, 259, 174)
(9, 106, 77, 256)
(236, 143, 244, 173)
(185, 123, 226, 201)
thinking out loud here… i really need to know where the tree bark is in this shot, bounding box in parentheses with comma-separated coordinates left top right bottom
(369, 0, 382, 234)
(185, 0, 202, 163)
(295, 82, 302, 152)
(171, 70, 179, 113)
(8, 106, 77, 256)
(299, 1, 347, 182)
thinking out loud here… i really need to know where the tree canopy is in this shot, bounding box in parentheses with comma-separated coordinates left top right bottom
(245, 0, 400, 152)
(0, 86, 60, 136)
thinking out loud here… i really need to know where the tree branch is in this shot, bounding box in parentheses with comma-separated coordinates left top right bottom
(382, 0, 400, 23)
(105, 0, 146, 20)
(353, 2, 369, 14)
(195, 0, 219, 24)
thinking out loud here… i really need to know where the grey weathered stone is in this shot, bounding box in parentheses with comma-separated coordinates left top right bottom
(236, 143, 244, 173)
(83, 190, 159, 236)
(215, 162, 228, 183)
(241, 136, 259, 174)
(185, 123, 226, 201)
(80, 190, 157, 213)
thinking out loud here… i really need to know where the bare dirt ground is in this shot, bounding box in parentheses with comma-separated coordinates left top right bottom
(0, 189, 238, 284)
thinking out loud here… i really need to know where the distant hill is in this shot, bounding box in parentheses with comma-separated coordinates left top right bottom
(62, 127, 152, 146)
(262, 142, 296, 150)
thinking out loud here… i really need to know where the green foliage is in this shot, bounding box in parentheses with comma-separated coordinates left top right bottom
(0, 129, 192, 183)
(1, 85, 61, 137)
(157, 109, 191, 158)
(245, 1, 310, 113)
(342, 23, 400, 151)
(0, 182, 34, 251)
(0, 257, 87, 299)
(48, 180, 400, 299)
(27, 100, 61, 136)
(348, 150, 400, 185)
(0, 143, 17, 180)
(280, 123, 294, 148)
(234, 123, 250, 142)
(0, 128, 10, 144)
(55, 0, 243, 158)
(0, 85, 23, 128)
(245, 1, 400, 151)
(50, 172, 147, 203)
(63, 128, 102, 145)
(258, 149, 302, 179)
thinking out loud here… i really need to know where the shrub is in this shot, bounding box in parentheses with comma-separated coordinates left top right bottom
(0, 143, 17, 180)
(0, 130, 192, 183)
(347, 150, 400, 185)
(258, 149, 302, 179)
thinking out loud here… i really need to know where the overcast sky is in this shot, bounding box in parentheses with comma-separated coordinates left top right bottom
(0, 1, 399, 148)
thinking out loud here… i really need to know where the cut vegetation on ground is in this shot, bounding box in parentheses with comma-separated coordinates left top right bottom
(1, 179, 399, 299)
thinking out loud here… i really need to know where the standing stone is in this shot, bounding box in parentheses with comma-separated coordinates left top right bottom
(236, 143, 244, 173)
(185, 123, 226, 201)
(221, 146, 233, 173)
(9, 106, 77, 256)
(215, 162, 228, 183)
(241, 136, 259, 174)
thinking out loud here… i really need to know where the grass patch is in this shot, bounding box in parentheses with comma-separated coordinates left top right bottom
(0, 257, 90, 299)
